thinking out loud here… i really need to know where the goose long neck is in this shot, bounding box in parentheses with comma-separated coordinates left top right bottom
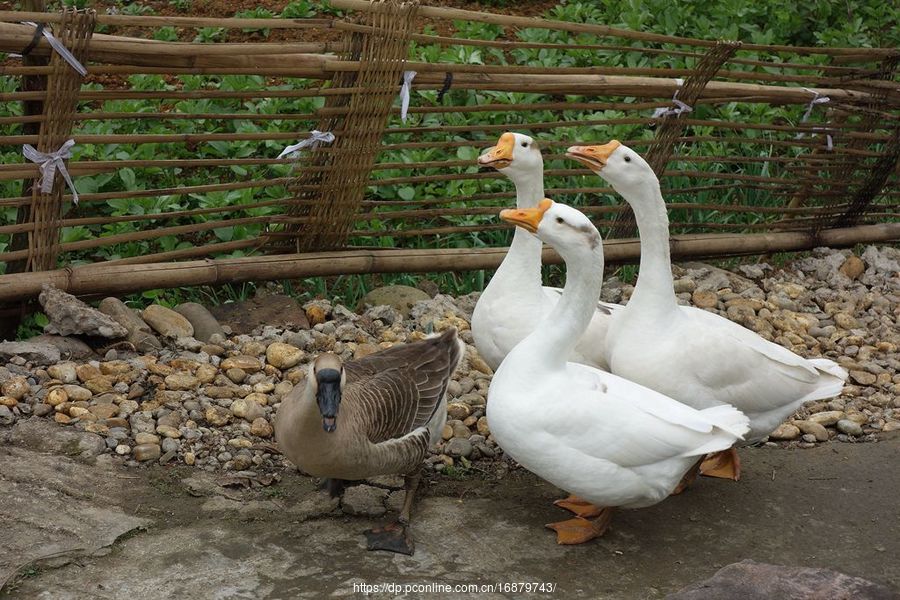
(491, 168, 546, 292)
(622, 179, 678, 311)
(527, 242, 604, 369)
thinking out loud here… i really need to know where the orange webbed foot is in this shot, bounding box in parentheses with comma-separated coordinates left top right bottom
(699, 447, 741, 481)
(545, 508, 614, 545)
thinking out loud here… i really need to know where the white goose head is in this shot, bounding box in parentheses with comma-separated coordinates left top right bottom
(500, 198, 601, 259)
(566, 140, 657, 195)
(310, 353, 347, 433)
(478, 132, 543, 177)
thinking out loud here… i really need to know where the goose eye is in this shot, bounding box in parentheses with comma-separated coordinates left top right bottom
(624, 155, 631, 162)
(521, 141, 528, 147)
(556, 217, 564, 224)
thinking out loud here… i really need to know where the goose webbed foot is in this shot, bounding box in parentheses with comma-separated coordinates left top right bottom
(364, 520, 414, 555)
(545, 507, 614, 545)
(553, 495, 606, 518)
(364, 472, 421, 556)
(699, 447, 741, 481)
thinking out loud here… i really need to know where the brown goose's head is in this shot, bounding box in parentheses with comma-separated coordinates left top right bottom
(311, 353, 345, 433)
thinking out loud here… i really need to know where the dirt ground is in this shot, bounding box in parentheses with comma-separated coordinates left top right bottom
(1, 420, 898, 600)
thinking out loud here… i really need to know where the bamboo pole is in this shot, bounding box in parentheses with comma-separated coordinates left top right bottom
(1, 223, 896, 302)
(0, 11, 334, 29)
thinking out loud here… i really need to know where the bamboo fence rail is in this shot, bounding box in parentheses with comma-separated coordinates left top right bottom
(0, 0, 897, 302)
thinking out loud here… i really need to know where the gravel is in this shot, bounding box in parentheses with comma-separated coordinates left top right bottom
(0, 245, 897, 476)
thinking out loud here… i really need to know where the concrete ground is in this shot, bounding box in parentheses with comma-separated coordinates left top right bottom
(2, 424, 898, 599)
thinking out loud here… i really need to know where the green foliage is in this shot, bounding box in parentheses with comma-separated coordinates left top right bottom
(1, 0, 894, 309)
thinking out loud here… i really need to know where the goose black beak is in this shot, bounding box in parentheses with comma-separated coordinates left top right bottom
(316, 369, 342, 433)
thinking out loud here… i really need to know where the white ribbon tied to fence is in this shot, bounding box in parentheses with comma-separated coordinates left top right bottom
(652, 79, 692, 118)
(20, 21, 88, 76)
(23, 139, 80, 205)
(277, 130, 336, 159)
(399, 70, 417, 123)
(796, 88, 833, 150)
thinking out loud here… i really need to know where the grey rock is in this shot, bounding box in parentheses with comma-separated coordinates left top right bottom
(359, 285, 431, 318)
(39, 284, 128, 339)
(340, 484, 388, 517)
(362, 304, 401, 326)
(0, 341, 60, 366)
(174, 302, 226, 343)
(0, 405, 14, 425)
(666, 559, 897, 600)
(445, 437, 473, 459)
(161, 437, 180, 453)
(26, 335, 94, 360)
(5, 418, 105, 458)
(837, 419, 863, 437)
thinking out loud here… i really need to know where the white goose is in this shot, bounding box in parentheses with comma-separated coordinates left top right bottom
(488, 198, 749, 544)
(567, 141, 847, 478)
(472, 132, 618, 371)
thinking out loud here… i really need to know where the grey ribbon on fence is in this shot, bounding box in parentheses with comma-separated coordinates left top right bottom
(277, 130, 335, 159)
(399, 70, 417, 123)
(796, 88, 833, 150)
(23, 139, 79, 205)
(20, 21, 88, 76)
(652, 79, 692, 118)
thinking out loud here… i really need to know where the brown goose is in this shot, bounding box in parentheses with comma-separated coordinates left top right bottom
(275, 327, 464, 554)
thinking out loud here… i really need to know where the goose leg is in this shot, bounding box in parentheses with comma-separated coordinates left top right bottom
(546, 507, 615, 545)
(322, 478, 347, 497)
(699, 448, 741, 481)
(364, 472, 420, 555)
(671, 459, 703, 495)
(553, 495, 606, 518)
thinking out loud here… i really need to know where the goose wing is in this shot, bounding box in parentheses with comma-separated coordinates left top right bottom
(345, 328, 463, 443)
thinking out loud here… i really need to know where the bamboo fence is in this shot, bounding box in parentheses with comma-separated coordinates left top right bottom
(0, 0, 898, 303)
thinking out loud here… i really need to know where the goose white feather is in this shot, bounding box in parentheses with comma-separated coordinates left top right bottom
(487, 199, 749, 512)
(567, 141, 847, 442)
(471, 132, 619, 371)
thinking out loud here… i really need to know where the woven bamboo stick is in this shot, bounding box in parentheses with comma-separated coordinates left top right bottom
(0, 11, 333, 29)
(1, 223, 896, 302)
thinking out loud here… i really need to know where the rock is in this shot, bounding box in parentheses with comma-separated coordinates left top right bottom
(6, 418, 105, 458)
(340, 484, 388, 517)
(173, 302, 226, 343)
(142, 304, 194, 338)
(220, 356, 262, 373)
(209, 294, 309, 335)
(0, 405, 14, 425)
(134, 432, 160, 445)
(97, 297, 162, 352)
(666, 559, 897, 600)
(362, 305, 401, 326)
(39, 284, 127, 339)
(768, 423, 800, 440)
(838, 255, 866, 280)
(836, 419, 863, 436)
(808, 410, 844, 427)
(446, 402, 471, 420)
(26, 335, 94, 360)
(165, 373, 200, 391)
(445, 437, 473, 458)
(1, 376, 30, 400)
(89, 405, 119, 420)
(476, 416, 490, 437)
(250, 417, 273, 438)
(359, 285, 431, 318)
(265, 342, 304, 369)
(231, 398, 264, 422)
(205, 406, 231, 426)
(62, 384, 92, 402)
(47, 362, 78, 383)
(0, 341, 60, 366)
(133, 443, 162, 462)
(691, 289, 718, 309)
(225, 368, 246, 383)
(793, 420, 829, 442)
(673, 278, 696, 293)
(849, 370, 877, 386)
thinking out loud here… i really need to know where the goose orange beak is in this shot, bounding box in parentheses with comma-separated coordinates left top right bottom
(566, 140, 621, 172)
(499, 198, 553, 234)
(478, 132, 516, 169)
